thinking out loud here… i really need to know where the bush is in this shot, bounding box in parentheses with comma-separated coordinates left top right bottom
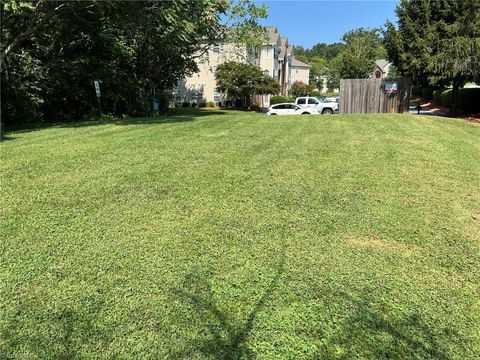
(310, 90, 322, 97)
(198, 102, 206, 108)
(458, 88, 480, 112)
(439, 88, 480, 112)
(433, 88, 447, 104)
(422, 87, 434, 100)
(207, 101, 215, 107)
(270, 95, 295, 105)
(412, 85, 422, 96)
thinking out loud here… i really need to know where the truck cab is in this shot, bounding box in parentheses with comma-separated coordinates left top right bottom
(295, 96, 338, 114)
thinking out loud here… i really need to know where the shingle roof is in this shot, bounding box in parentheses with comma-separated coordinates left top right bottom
(375, 59, 390, 70)
(291, 58, 310, 68)
(279, 37, 288, 59)
(265, 26, 279, 44)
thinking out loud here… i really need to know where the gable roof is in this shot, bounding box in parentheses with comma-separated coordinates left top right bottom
(279, 37, 288, 58)
(265, 26, 279, 44)
(375, 59, 391, 70)
(291, 58, 310, 68)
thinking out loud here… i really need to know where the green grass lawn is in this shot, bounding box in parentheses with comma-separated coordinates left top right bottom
(1, 110, 479, 359)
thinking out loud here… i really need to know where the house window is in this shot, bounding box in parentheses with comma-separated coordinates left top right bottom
(375, 70, 381, 79)
(213, 88, 221, 102)
(263, 95, 270, 106)
(212, 45, 220, 53)
(296, 69, 299, 74)
(191, 90, 204, 102)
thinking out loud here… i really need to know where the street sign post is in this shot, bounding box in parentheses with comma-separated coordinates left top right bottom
(94, 80, 102, 116)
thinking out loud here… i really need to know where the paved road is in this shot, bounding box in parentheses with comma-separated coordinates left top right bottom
(409, 105, 446, 117)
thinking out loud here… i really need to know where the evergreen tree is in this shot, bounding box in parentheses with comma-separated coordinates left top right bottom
(384, 0, 480, 114)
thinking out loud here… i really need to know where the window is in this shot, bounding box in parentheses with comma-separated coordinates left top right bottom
(212, 65, 217, 73)
(263, 69, 269, 76)
(213, 88, 221, 102)
(308, 98, 318, 105)
(273, 104, 286, 109)
(190, 90, 204, 102)
(212, 45, 220, 53)
(297, 98, 306, 105)
(296, 69, 299, 74)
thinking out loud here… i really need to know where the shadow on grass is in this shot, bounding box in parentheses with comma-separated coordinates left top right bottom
(5, 108, 230, 136)
(311, 290, 455, 360)
(171, 247, 286, 359)
(0, 298, 110, 359)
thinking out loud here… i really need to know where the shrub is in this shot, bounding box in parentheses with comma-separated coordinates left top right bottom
(198, 102, 206, 108)
(458, 88, 480, 112)
(207, 101, 215, 107)
(433, 89, 447, 104)
(412, 85, 422, 96)
(310, 90, 322, 97)
(270, 95, 295, 105)
(182, 102, 190, 108)
(422, 88, 434, 100)
(439, 88, 480, 112)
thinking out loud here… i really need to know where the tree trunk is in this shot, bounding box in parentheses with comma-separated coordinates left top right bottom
(450, 80, 459, 116)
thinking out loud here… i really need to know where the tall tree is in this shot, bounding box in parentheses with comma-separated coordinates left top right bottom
(384, 0, 480, 114)
(0, 0, 268, 137)
(337, 28, 386, 79)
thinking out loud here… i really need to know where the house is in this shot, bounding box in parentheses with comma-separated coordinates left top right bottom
(371, 59, 392, 79)
(290, 58, 311, 86)
(173, 26, 309, 107)
(172, 43, 259, 106)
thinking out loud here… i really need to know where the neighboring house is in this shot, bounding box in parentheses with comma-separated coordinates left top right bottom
(371, 59, 392, 79)
(290, 58, 310, 86)
(173, 26, 309, 107)
(172, 43, 258, 105)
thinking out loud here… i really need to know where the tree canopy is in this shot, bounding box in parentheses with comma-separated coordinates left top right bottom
(0, 0, 268, 133)
(384, 0, 480, 113)
(292, 29, 386, 91)
(215, 61, 280, 108)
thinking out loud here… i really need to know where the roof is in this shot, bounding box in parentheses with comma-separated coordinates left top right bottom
(279, 37, 288, 59)
(287, 45, 293, 56)
(375, 59, 391, 70)
(291, 58, 310, 68)
(265, 26, 279, 44)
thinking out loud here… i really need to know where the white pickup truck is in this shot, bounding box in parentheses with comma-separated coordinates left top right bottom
(295, 96, 339, 114)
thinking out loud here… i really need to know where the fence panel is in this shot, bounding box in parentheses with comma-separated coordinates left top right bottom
(340, 78, 411, 114)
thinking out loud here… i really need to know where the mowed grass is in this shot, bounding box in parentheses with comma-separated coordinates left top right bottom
(1, 110, 479, 359)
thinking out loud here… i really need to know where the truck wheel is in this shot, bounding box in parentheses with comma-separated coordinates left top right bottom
(322, 108, 333, 115)
(302, 112, 310, 115)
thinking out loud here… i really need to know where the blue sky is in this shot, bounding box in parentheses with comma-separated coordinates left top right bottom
(256, 0, 399, 48)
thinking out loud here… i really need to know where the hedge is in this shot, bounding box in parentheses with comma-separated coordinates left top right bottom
(412, 85, 422, 96)
(270, 95, 295, 105)
(421, 88, 434, 100)
(438, 88, 480, 113)
(433, 89, 447, 104)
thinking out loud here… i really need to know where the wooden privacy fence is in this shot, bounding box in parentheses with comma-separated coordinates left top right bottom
(340, 78, 411, 114)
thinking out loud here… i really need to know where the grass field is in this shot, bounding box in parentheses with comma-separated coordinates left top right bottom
(1, 110, 479, 359)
